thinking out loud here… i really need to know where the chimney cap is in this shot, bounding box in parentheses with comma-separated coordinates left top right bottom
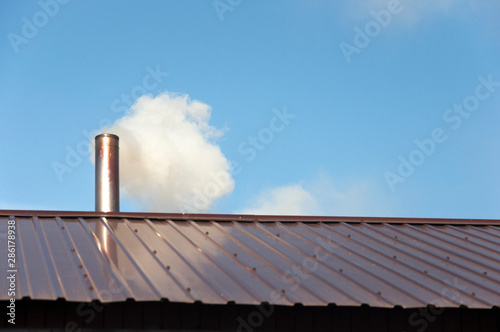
(96, 133, 119, 140)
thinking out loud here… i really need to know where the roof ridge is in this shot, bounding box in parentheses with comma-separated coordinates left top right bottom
(1, 210, 499, 225)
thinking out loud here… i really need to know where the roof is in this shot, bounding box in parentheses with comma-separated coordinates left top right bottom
(1, 210, 499, 309)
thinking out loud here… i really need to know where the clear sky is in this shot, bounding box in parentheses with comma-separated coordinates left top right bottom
(1, 0, 499, 218)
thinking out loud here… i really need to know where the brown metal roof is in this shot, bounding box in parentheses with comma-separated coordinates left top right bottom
(1, 211, 499, 308)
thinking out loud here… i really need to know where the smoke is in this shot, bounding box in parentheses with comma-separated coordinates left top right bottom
(93, 92, 234, 212)
(238, 184, 320, 215)
(238, 173, 385, 216)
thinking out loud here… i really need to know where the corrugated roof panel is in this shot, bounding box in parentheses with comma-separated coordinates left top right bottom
(1, 212, 499, 309)
(316, 223, 435, 307)
(89, 217, 161, 301)
(346, 224, 478, 306)
(194, 221, 298, 306)
(334, 223, 484, 306)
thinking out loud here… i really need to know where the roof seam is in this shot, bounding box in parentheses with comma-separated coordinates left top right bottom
(33, 217, 63, 298)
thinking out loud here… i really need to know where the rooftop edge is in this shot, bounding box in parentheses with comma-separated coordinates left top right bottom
(0, 210, 499, 225)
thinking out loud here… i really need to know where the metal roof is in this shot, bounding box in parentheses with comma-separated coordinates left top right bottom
(1, 210, 499, 308)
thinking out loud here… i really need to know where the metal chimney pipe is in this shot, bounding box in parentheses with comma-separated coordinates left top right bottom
(95, 134, 119, 212)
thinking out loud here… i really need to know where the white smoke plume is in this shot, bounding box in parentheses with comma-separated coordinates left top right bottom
(93, 92, 234, 212)
(238, 173, 385, 216)
(238, 184, 320, 216)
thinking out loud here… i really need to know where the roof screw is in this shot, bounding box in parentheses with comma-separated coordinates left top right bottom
(83, 274, 88, 278)
(347, 234, 351, 238)
(339, 268, 343, 273)
(89, 286, 93, 291)
(276, 233, 280, 237)
(424, 270, 428, 274)
(61, 226, 65, 230)
(71, 248, 75, 252)
(446, 256, 450, 260)
(394, 236, 398, 239)
(186, 287, 191, 292)
(134, 229, 138, 233)
(252, 267, 256, 272)
(393, 255, 397, 259)
(166, 266, 170, 270)
(377, 291, 381, 296)
(281, 289, 285, 294)
(233, 253, 237, 258)
(313, 254, 317, 259)
(471, 292, 476, 297)
(78, 265, 83, 269)
(465, 236, 468, 240)
(483, 271, 487, 276)
(153, 250, 157, 254)
(205, 231, 209, 235)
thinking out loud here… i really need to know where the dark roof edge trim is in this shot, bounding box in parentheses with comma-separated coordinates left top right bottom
(1, 210, 499, 225)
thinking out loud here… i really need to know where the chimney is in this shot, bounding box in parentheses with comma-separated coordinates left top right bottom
(95, 134, 119, 212)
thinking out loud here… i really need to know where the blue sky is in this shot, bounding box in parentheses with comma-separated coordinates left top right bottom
(1, 0, 499, 218)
